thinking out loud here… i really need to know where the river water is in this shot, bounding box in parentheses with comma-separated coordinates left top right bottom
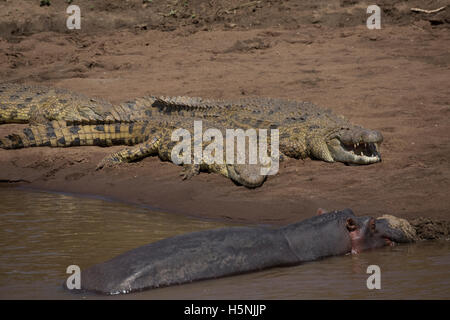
(0, 187, 448, 299)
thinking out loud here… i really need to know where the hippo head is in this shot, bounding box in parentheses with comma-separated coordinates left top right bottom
(346, 215, 416, 254)
(282, 208, 416, 262)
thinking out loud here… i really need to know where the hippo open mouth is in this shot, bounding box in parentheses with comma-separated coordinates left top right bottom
(346, 216, 393, 254)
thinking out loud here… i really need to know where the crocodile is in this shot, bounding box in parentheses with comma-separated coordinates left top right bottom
(0, 83, 383, 187)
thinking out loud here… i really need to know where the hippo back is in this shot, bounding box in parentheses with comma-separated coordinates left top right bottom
(80, 226, 297, 294)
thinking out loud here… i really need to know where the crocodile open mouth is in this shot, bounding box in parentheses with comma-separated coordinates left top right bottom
(342, 141, 380, 162)
(328, 139, 381, 164)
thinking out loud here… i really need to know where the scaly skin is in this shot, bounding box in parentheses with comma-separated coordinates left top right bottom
(0, 84, 383, 187)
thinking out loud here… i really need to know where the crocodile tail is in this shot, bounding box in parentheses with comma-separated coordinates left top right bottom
(0, 121, 151, 149)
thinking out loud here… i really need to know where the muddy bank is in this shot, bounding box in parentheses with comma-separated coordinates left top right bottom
(1, 143, 449, 239)
(410, 218, 450, 240)
(0, 1, 449, 231)
(1, 0, 448, 39)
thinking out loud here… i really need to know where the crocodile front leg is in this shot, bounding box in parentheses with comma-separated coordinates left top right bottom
(96, 132, 275, 188)
(96, 136, 161, 170)
(180, 164, 201, 180)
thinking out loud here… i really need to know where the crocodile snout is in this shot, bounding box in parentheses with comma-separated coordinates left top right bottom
(361, 129, 383, 144)
(338, 127, 383, 145)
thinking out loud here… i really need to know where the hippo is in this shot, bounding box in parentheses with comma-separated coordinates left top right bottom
(72, 209, 415, 295)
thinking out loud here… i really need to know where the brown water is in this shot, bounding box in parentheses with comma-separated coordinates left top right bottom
(0, 187, 448, 299)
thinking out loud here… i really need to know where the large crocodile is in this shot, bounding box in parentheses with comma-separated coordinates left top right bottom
(0, 83, 383, 187)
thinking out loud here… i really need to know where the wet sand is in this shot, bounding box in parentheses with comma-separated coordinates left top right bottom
(0, 0, 449, 225)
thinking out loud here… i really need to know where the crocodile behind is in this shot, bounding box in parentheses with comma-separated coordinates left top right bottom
(0, 84, 383, 187)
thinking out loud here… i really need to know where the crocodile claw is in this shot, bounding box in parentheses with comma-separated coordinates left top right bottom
(96, 156, 120, 171)
(180, 164, 200, 180)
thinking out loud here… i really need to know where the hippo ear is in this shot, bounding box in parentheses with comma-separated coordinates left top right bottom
(369, 218, 376, 233)
(346, 218, 357, 232)
(316, 208, 328, 215)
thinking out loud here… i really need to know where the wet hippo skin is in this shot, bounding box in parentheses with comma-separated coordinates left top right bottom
(72, 209, 413, 295)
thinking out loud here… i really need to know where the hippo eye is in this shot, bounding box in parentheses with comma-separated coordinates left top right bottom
(346, 218, 357, 232)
